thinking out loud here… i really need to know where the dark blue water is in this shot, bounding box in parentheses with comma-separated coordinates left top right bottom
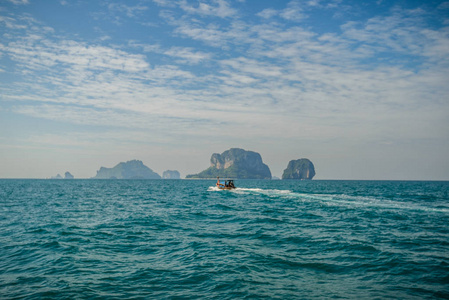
(1, 180, 448, 299)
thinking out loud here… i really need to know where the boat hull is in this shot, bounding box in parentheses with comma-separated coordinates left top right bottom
(217, 186, 236, 190)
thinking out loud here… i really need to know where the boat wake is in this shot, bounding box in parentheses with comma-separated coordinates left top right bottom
(208, 186, 449, 214)
(208, 186, 292, 196)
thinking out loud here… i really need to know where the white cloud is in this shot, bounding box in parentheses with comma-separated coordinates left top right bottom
(220, 57, 282, 78)
(6, 0, 29, 5)
(173, 22, 236, 47)
(152, 0, 177, 8)
(340, 8, 430, 56)
(153, 0, 237, 18)
(179, 0, 237, 18)
(256, 1, 309, 22)
(164, 47, 212, 64)
(438, 2, 449, 10)
(307, 0, 322, 7)
(280, 1, 307, 22)
(5, 37, 150, 73)
(257, 8, 277, 19)
(107, 3, 148, 18)
(3, 6, 447, 126)
(0, 15, 28, 29)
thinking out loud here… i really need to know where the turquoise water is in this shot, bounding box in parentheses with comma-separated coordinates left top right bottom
(1, 179, 448, 299)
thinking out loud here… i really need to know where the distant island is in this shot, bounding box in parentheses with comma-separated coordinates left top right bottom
(51, 171, 74, 179)
(186, 148, 272, 179)
(282, 159, 315, 180)
(163, 170, 181, 179)
(92, 160, 161, 179)
(53, 153, 316, 180)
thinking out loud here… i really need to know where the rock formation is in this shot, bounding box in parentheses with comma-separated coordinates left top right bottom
(163, 170, 181, 179)
(50, 172, 74, 179)
(186, 148, 272, 179)
(282, 159, 315, 180)
(92, 160, 161, 179)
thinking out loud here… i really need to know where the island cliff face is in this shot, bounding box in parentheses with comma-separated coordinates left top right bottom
(93, 160, 161, 179)
(187, 148, 272, 179)
(282, 159, 315, 180)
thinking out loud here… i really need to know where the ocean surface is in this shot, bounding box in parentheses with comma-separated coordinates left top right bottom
(1, 179, 448, 299)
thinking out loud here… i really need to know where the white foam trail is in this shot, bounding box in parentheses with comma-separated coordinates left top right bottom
(208, 186, 221, 192)
(208, 186, 292, 196)
(233, 188, 292, 196)
(208, 186, 449, 214)
(294, 192, 449, 214)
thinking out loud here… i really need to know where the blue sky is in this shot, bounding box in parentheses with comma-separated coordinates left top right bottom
(1, 0, 448, 179)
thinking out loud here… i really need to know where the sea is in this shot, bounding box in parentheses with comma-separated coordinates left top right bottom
(0, 179, 448, 299)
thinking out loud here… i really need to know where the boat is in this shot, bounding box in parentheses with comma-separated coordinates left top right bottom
(216, 177, 236, 190)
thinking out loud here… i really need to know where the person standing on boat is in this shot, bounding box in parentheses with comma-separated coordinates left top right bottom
(216, 177, 220, 187)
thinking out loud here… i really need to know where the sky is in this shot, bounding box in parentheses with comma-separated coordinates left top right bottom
(0, 0, 448, 180)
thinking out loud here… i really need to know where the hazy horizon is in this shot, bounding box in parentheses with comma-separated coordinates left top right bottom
(1, 0, 448, 180)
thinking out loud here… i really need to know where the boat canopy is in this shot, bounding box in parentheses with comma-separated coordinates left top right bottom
(216, 178, 236, 189)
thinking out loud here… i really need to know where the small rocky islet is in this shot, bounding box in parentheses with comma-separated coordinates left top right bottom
(50, 171, 74, 179)
(282, 159, 316, 180)
(162, 170, 181, 179)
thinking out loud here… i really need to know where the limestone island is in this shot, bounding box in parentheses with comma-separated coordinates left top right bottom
(282, 159, 315, 180)
(51, 171, 74, 179)
(163, 170, 181, 179)
(92, 160, 161, 179)
(186, 148, 272, 179)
